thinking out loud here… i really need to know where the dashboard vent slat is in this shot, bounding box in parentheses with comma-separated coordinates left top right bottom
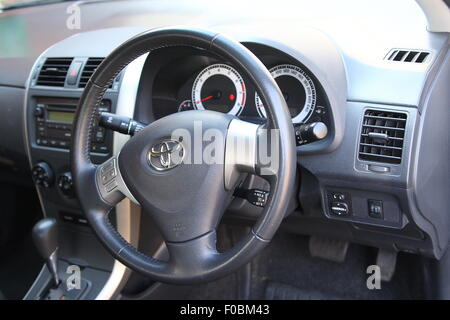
(36, 57, 73, 87)
(78, 58, 105, 88)
(386, 49, 430, 63)
(359, 110, 407, 165)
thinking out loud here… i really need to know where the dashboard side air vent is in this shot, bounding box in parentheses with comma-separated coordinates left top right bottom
(385, 49, 430, 63)
(36, 57, 73, 87)
(359, 110, 407, 164)
(78, 58, 104, 88)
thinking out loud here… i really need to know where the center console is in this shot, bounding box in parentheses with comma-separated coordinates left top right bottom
(22, 27, 149, 300)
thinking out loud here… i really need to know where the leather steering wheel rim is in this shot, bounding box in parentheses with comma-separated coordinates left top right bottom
(72, 27, 296, 284)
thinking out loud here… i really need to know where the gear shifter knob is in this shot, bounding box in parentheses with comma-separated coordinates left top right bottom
(32, 218, 59, 286)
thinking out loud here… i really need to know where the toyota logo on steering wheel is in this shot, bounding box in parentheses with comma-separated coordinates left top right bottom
(147, 139, 185, 171)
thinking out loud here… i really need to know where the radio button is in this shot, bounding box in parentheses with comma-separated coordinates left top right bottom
(98, 145, 109, 153)
(58, 141, 68, 148)
(34, 106, 45, 118)
(95, 130, 105, 143)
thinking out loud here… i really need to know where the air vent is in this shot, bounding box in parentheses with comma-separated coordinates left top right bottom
(36, 58, 73, 87)
(386, 49, 430, 63)
(359, 110, 407, 164)
(78, 58, 104, 88)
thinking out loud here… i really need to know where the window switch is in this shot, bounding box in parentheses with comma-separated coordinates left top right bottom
(368, 199, 383, 219)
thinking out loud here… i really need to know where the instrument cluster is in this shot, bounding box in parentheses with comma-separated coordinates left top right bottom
(173, 62, 328, 125)
(147, 46, 330, 129)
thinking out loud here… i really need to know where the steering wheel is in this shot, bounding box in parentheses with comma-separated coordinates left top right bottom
(72, 27, 296, 284)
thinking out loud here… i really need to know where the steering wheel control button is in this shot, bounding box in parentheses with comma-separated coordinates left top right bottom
(101, 160, 117, 185)
(330, 202, 349, 216)
(368, 199, 384, 219)
(32, 162, 54, 188)
(105, 180, 118, 193)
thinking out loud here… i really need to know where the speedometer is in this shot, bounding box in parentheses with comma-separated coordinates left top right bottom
(192, 64, 246, 116)
(255, 64, 316, 123)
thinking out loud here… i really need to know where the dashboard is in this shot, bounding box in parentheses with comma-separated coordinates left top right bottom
(0, 1, 447, 284)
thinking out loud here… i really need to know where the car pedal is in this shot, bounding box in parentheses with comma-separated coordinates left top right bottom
(308, 236, 349, 263)
(376, 249, 397, 282)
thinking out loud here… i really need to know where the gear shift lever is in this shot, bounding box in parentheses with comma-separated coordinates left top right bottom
(32, 218, 60, 287)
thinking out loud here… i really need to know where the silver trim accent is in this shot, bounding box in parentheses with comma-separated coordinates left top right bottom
(23, 54, 52, 219)
(48, 249, 60, 287)
(95, 53, 147, 300)
(224, 119, 260, 190)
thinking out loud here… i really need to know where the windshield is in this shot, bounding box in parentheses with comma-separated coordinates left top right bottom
(0, 0, 75, 10)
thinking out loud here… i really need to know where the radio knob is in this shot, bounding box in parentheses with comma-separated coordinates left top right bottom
(31, 162, 54, 188)
(34, 106, 44, 118)
(57, 172, 74, 197)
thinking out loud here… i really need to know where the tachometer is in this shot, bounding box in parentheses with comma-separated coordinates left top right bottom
(192, 64, 246, 116)
(255, 64, 316, 123)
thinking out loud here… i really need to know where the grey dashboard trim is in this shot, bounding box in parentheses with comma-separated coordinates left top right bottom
(22, 42, 54, 219)
(228, 27, 347, 155)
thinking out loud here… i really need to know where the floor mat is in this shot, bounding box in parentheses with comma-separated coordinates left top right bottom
(250, 232, 425, 300)
(183, 230, 426, 300)
(265, 281, 340, 300)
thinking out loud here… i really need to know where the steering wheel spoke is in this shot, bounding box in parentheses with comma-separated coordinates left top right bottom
(165, 230, 219, 277)
(225, 119, 279, 190)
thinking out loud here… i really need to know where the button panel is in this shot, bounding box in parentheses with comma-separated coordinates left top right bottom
(34, 99, 111, 154)
(327, 191, 352, 217)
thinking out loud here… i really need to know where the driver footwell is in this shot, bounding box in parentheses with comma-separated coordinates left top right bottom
(185, 226, 428, 300)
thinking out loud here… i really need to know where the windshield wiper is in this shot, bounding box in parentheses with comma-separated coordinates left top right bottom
(1, 0, 76, 11)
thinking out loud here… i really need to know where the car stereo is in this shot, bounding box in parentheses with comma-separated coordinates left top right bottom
(34, 97, 111, 153)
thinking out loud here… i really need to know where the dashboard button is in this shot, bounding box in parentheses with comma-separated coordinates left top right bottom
(330, 202, 349, 216)
(368, 199, 383, 219)
(332, 192, 345, 201)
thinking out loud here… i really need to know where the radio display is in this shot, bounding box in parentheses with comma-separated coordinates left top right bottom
(48, 111, 75, 123)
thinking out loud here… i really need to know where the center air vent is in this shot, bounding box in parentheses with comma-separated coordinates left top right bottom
(359, 110, 407, 164)
(385, 49, 430, 63)
(78, 58, 104, 88)
(36, 58, 73, 87)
